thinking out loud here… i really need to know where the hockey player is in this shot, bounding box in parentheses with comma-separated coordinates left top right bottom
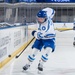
(73, 18, 75, 46)
(23, 7, 56, 72)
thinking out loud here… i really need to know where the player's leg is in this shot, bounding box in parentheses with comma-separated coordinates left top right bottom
(38, 47, 52, 71)
(73, 24, 75, 46)
(23, 48, 39, 70)
(38, 39, 55, 71)
(73, 37, 75, 46)
(23, 39, 43, 71)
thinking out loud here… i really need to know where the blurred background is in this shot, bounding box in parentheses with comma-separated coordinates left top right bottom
(0, 0, 75, 24)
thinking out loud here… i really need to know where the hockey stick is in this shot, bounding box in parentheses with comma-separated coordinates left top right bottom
(15, 37, 35, 58)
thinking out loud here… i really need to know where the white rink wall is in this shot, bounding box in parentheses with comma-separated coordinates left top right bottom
(54, 23, 73, 28)
(0, 25, 28, 68)
(28, 23, 74, 29)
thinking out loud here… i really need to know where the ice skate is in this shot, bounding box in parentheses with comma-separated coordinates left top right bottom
(37, 63, 43, 73)
(23, 64, 30, 71)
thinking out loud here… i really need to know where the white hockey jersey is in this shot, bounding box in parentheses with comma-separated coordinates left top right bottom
(35, 8, 56, 39)
(42, 7, 55, 19)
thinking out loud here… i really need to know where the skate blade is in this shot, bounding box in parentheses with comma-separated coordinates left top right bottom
(22, 70, 29, 73)
(22, 70, 27, 72)
(37, 70, 43, 74)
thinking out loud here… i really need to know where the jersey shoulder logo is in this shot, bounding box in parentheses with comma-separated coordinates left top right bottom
(42, 26, 46, 30)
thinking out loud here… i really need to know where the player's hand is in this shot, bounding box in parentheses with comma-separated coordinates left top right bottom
(37, 32, 43, 39)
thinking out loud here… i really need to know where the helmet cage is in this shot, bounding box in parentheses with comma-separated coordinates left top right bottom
(37, 10, 47, 24)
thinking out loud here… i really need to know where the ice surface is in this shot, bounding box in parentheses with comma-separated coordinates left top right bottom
(0, 30, 75, 75)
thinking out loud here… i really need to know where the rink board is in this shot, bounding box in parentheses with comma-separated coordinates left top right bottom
(0, 25, 28, 68)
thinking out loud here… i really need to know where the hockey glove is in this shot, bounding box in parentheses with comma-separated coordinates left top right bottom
(32, 31, 43, 39)
(32, 30, 36, 36)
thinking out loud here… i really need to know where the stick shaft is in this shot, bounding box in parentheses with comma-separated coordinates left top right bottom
(16, 37, 35, 58)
